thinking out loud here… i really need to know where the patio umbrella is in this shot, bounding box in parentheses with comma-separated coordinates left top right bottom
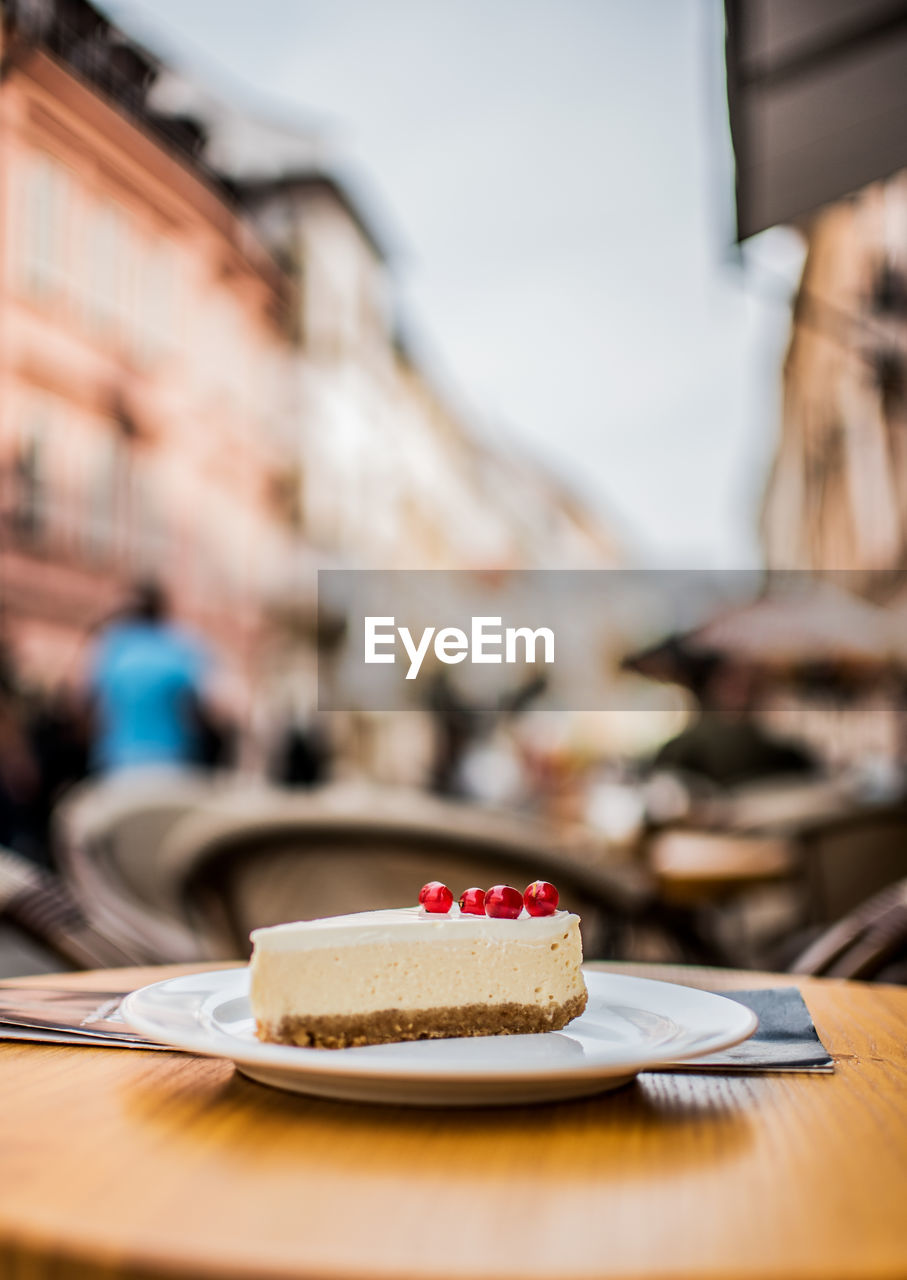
(623, 579, 897, 690)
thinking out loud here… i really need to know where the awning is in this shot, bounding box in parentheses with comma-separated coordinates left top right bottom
(725, 0, 907, 239)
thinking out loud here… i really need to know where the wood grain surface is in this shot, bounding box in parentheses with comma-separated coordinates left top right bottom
(1, 961, 906, 1280)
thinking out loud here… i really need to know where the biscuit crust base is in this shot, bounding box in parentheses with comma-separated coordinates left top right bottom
(257, 991, 588, 1049)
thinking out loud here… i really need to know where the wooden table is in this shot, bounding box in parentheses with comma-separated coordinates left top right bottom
(647, 829, 796, 904)
(1, 962, 906, 1280)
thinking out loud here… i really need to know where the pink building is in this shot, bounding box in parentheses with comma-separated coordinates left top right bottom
(0, 2, 294, 702)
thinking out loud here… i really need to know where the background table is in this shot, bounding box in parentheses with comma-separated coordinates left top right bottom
(1, 962, 906, 1280)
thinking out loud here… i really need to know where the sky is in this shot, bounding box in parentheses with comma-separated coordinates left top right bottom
(111, 0, 806, 568)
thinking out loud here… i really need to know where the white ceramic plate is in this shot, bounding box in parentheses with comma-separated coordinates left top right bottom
(122, 969, 756, 1107)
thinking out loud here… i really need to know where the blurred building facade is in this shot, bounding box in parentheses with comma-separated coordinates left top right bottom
(0, 0, 620, 780)
(761, 169, 907, 581)
(237, 172, 621, 574)
(756, 169, 907, 773)
(235, 169, 621, 781)
(0, 0, 296, 699)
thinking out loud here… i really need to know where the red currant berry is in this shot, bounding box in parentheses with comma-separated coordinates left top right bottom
(524, 880, 559, 916)
(420, 882, 453, 913)
(485, 884, 523, 919)
(459, 887, 486, 915)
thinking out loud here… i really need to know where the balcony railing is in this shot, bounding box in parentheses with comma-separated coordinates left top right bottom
(6, 2, 228, 197)
(0, 471, 166, 577)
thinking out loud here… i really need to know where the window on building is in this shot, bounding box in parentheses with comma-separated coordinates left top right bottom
(23, 153, 70, 301)
(135, 239, 176, 364)
(359, 263, 386, 349)
(130, 459, 169, 571)
(85, 428, 129, 561)
(86, 203, 128, 336)
(293, 237, 307, 349)
(12, 404, 52, 543)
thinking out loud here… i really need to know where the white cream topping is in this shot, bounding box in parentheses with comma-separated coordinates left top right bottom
(250, 904, 576, 952)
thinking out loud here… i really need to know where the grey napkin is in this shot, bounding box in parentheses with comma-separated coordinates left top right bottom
(0, 984, 835, 1072)
(654, 987, 834, 1073)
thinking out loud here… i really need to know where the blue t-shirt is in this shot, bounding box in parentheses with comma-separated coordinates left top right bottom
(89, 622, 208, 772)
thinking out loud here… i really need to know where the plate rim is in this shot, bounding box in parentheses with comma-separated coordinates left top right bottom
(121, 967, 757, 1084)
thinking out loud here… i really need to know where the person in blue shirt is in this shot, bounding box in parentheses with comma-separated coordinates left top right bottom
(88, 582, 213, 773)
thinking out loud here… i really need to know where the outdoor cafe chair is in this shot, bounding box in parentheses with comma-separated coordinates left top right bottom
(792, 805, 907, 927)
(790, 876, 907, 982)
(0, 844, 150, 971)
(154, 782, 723, 964)
(51, 768, 240, 965)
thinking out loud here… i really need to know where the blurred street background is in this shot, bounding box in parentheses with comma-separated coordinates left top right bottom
(2, 0, 907, 982)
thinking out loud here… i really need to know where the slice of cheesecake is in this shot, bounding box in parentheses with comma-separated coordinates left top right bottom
(249, 905, 588, 1049)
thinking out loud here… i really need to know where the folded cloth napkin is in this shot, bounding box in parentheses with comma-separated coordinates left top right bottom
(653, 987, 834, 1073)
(0, 986, 172, 1049)
(0, 984, 834, 1072)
